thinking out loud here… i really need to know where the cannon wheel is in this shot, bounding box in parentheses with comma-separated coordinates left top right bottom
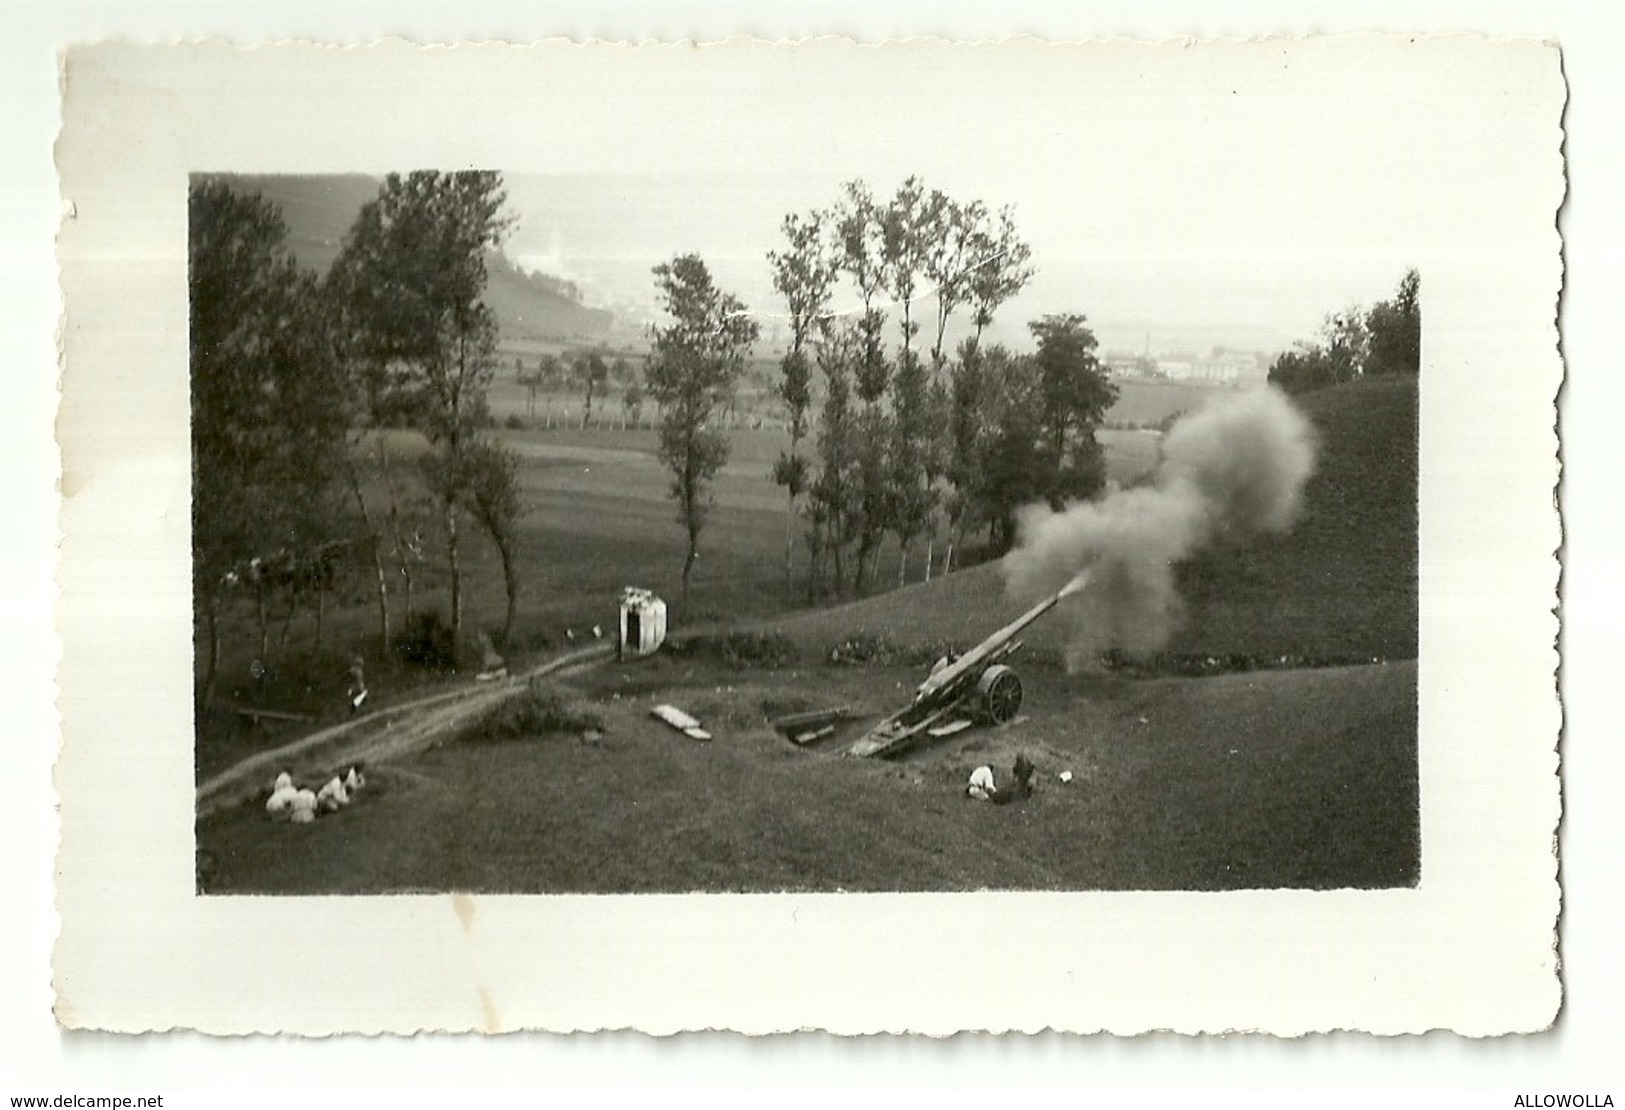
(977, 664, 1023, 725)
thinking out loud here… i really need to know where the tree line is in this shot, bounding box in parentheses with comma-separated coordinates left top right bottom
(190, 172, 523, 707)
(1267, 269, 1420, 394)
(645, 176, 1121, 604)
(770, 179, 1119, 589)
(191, 169, 1129, 704)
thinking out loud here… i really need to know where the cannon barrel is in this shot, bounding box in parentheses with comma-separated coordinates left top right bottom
(912, 569, 1090, 704)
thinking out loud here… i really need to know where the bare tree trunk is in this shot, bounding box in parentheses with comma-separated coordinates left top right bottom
(314, 584, 325, 653)
(898, 541, 909, 588)
(445, 494, 463, 641)
(681, 537, 698, 608)
(924, 538, 933, 582)
(347, 463, 391, 651)
(783, 497, 796, 599)
(944, 537, 955, 577)
(254, 582, 269, 665)
(276, 583, 298, 660)
(496, 537, 518, 649)
(200, 591, 221, 711)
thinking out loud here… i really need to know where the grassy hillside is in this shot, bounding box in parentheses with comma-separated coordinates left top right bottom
(211, 173, 611, 341)
(199, 658, 1417, 893)
(1173, 375, 1418, 660)
(772, 376, 1418, 665)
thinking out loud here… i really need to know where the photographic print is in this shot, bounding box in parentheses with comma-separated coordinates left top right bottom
(55, 36, 1561, 1034)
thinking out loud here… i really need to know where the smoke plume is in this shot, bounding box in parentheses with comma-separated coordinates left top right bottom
(1001, 386, 1317, 666)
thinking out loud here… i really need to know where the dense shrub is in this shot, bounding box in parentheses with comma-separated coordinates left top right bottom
(395, 610, 458, 671)
(828, 634, 957, 668)
(1100, 649, 1386, 677)
(460, 684, 605, 744)
(503, 413, 526, 430)
(680, 630, 799, 669)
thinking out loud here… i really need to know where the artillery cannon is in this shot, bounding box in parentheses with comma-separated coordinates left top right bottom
(847, 571, 1090, 758)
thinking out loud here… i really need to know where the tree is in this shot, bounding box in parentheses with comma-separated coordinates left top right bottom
(189, 178, 348, 706)
(767, 177, 1039, 592)
(1029, 313, 1118, 507)
(623, 378, 645, 429)
(967, 206, 1036, 345)
(646, 253, 760, 604)
(537, 352, 564, 391)
(1366, 268, 1421, 376)
(465, 440, 524, 647)
(1267, 345, 1340, 395)
(577, 352, 609, 427)
(888, 347, 938, 584)
(329, 170, 513, 642)
(829, 183, 895, 594)
(1320, 304, 1370, 382)
(942, 338, 990, 572)
(768, 208, 838, 594)
(1269, 271, 1419, 394)
(922, 194, 987, 372)
(806, 330, 861, 597)
(972, 347, 1047, 553)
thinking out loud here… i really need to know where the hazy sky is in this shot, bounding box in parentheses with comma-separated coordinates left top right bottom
(133, 37, 1500, 356)
(487, 40, 1459, 352)
(501, 166, 1419, 353)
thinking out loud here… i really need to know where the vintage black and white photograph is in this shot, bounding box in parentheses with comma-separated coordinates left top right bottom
(53, 36, 1562, 1035)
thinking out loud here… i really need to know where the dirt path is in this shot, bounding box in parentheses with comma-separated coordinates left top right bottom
(195, 643, 614, 820)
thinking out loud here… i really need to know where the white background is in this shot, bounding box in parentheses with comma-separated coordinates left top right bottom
(5, 0, 1620, 1097)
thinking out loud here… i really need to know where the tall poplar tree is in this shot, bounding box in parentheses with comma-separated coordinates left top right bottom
(330, 170, 514, 641)
(646, 253, 760, 605)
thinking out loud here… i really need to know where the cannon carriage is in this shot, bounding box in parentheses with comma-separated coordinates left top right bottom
(847, 571, 1089, 758)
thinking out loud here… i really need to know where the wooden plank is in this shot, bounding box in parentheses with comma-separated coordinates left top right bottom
(233, 706, 315, 725)
(771, 706, 853, 734)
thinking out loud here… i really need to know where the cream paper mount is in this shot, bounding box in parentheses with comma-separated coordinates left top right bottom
(54, 36, 1563, 1035)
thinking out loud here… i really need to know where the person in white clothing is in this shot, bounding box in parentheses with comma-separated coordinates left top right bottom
(966, 765, 997, 801)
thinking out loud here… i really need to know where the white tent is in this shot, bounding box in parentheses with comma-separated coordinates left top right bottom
(619, 587, 667, 658)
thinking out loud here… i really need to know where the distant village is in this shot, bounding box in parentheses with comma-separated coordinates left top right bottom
(1098, 345, 1274, 385)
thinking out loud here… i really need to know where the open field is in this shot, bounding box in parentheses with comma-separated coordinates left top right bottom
(1102, 377, 1250, 426)
(486, 375, 1233, 436)
(200, 408, 1168, 708)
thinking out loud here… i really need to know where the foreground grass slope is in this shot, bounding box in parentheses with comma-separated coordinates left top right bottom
(199, 658, 1417, 893)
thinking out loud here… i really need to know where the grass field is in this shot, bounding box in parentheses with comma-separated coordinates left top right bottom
(201, 389, 1175, 716)
(198, 655, 1416, 892)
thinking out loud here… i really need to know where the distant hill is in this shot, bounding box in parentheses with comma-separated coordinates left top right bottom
(770, 375, 1418, 663)
(210, 173, 613, 342)
(481, 250, 613, 344)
